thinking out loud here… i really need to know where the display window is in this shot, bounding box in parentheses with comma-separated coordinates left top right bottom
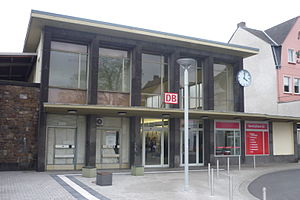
(245, 121, 269, 155)
(214, 120, 241, 156)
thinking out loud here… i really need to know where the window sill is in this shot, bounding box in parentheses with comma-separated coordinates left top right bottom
(288, 61, 296, 64)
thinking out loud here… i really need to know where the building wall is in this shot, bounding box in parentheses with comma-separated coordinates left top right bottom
(0, 83, 39, 170)
(29, 31, 43, 83)
(229, 28, 279, 115)
(278, 17, 300, 102)
(273, 122, 294, 155)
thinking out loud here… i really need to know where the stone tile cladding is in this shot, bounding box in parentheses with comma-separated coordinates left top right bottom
(0, 84, 39, 170)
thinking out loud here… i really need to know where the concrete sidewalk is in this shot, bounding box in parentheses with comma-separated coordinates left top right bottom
(1, 163, 300, 200)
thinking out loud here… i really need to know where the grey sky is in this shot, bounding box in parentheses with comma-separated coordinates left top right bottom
(1, 0, 299, 52)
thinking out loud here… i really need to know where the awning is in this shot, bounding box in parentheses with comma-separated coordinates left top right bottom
(44, 103, 300, 122)
(0, 53, 37, 81)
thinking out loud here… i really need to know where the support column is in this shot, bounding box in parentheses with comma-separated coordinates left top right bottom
(204, 119, 214, 165)
(203, 56, 214, 110)
(37, 28, 51, 172)
(169, 118, 180, 167)
(293, 122, 299, 161)
(240, 120, 246, 163)
(169, 51, 180, 168)
(129, 45, 142, 171)
(268, 122, 274, 156)
(85, 115, 97, 167)
(129, 117, 142, 166)
(233, 58, 244, 112)
(84, 37, 99, 168)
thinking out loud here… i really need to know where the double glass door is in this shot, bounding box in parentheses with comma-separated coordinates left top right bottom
(143, 128, 168, 167)
(180, 128, 204, 166)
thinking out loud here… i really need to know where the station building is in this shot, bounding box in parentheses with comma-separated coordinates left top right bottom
(1, 10, 300, 171)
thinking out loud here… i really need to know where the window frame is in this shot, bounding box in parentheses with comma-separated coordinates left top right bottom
(49, 41, 89, 90)
(288, 49, 296, 64)
(294, 77, 300, 94)
(283, 76, 291, 93)
(141, 53, 169, 108)
(98, 47, 131, 93)
(214, 120, 241, 157)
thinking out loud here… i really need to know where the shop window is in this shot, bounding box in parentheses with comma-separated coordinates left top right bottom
(295, 78, 300, 94)
(215, 121, 241, 156)
(179, 60, 203, 109)
(98, 48, 130, 92)
(141, 54, 168, 108)
(284, 76, 291, 93)
(49, 41, 88, 89)
(214, 63, 234, 111)
(288, 49, 296, 63)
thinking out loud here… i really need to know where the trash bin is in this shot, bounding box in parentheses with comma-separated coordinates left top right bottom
(96, 172, 112, 186)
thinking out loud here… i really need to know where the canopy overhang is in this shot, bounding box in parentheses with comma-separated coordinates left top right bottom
(44, 103, 300, 123)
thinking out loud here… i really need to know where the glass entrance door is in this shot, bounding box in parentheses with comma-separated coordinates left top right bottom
(142, 118, 169, 167)
(180, 129, 204, 166)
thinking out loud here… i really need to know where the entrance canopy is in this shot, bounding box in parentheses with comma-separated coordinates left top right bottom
(44, 103, 300, 122)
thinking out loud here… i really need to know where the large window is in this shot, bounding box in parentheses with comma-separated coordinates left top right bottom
(284, 76, 291, 93)
(141, 54, 168, 108)
(215, 121, 241, 156)
(294, 78, 300, 94)
(98, 48, 130, 92)
(214, 63, 234, 111)
(180, 60, 203, 109)
(49, 41, 88, 89)
(288, 49, 296, 63)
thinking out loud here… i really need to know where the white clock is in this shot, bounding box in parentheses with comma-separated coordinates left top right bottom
(237, 69, 251, 87)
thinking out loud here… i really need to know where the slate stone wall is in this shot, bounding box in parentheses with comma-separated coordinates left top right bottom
(0, 83, 39, 170)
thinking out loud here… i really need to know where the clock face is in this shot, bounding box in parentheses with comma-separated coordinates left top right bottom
(237, 70, 251, 87)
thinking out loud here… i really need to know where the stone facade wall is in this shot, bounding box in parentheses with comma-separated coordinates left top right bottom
(0, 83, 39, 170)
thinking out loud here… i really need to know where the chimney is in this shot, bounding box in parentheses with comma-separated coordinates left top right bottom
(237, 22, 246, 28)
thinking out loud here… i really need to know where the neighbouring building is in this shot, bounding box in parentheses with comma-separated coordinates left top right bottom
(229, 16, 300, 160)
(1, 10, 300, 172)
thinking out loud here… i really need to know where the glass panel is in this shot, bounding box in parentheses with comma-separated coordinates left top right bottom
(180, 61, 203, 109)
(294, 78, 299, 93)
(214, 63, 233, 111)
(145, 131, 161, 165)
(49, 42, 87, 89)
(215, 130, 240, 156)
(101, 130, 120, 164)
(98, 48, 130, 92)
(284, 77, 290, 92)
(141, 54, 168, 108)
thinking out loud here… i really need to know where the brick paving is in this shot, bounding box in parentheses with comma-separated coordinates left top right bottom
(0, 171, 75, 200)
(1, 163, 300, 200)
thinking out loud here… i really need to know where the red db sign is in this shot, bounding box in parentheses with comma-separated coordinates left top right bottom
(164, 93, 178, 104)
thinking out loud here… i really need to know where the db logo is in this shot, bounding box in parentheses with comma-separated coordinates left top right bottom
(164, 93, 178, 104)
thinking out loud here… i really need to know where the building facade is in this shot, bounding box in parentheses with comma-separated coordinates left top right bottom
(1, 10, 300, 171)
(229, 17, 300, 116)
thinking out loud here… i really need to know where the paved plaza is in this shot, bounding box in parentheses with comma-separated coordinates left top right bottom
(1, 163, 300, 200)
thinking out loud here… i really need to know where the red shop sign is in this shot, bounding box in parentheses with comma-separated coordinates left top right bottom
(245, 131, 269, 155)
(246, 123, 268, 130)
(215, 121, 240, 129)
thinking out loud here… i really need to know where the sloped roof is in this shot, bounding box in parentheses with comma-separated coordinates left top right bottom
(24, 10, 258, 58)
(265, 16, 299, 45)
(243, 27, 276, 45)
